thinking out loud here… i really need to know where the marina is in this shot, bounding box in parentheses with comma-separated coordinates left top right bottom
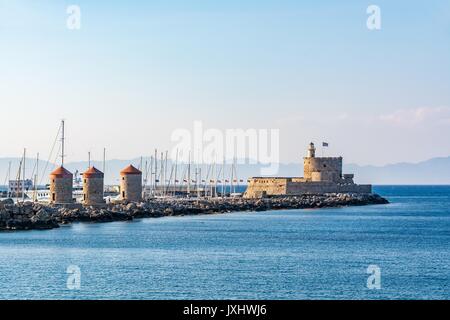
(0, 120, 387, 232)
(1, 120, 246, 204)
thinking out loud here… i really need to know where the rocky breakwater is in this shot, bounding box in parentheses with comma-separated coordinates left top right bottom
(0, 199, 59, 231)
(0, 193, 388, 231)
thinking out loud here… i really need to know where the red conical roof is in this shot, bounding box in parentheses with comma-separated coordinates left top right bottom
(83, 166, 104, 178)
(50, 166, 73, 178)
(120, 164, 142, 175)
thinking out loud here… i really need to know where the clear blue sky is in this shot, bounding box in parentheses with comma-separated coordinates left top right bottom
(0, 0, 449, 165)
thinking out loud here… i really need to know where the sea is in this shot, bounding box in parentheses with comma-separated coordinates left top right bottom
(0, 186, 448, 300)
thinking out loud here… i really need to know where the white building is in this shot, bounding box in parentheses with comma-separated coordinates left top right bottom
(8, 179, 33, 196)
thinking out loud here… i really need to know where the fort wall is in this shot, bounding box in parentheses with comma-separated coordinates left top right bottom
(243, 143, 372, 199)
(245, 178, 371, 198)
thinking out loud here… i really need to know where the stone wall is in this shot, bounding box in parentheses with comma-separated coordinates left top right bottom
(303, 157, 343, 182)
(244, 178, 372, 199)
(83, 177, 104, 205)
(50, 177, 73, 204)
(245, 178, 288, 198)
(286, 181, 371, 195)
(120, 174, 142, 202)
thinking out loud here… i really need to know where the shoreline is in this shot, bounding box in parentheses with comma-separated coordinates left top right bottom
(0, 193, 389, 232)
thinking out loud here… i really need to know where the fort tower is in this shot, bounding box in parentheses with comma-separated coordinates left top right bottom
(244, 143, 371, 198)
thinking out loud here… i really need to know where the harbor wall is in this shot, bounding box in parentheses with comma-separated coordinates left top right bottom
(244, 178, 372, 198)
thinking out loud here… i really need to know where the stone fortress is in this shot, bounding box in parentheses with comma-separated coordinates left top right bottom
(244, 143, 372, 198)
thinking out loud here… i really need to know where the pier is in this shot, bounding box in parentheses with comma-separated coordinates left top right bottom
(0, 193, 388, 231)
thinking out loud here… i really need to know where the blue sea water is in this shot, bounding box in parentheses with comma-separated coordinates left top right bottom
(0, 186, 449, 300)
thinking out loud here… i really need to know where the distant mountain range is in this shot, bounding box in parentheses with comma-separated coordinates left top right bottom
(344, 156, 450, 185)
(0, 156, 449, 186)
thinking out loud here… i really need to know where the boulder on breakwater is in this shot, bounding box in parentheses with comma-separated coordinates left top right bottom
(0, 193, 388, 232)
(0, 201, 59, 231)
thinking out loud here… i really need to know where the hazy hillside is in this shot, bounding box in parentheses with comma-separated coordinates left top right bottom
(232, 157, 450, 185)
(0, 157, 449, 186)
(344, 157, 450, 185)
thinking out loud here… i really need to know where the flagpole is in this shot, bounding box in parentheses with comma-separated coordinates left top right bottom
(322, 142, 329, 157)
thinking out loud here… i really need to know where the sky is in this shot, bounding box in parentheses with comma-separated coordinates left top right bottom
(0, 0, 449, 166)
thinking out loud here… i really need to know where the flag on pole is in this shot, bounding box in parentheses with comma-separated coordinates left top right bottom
(322, 142, 329, 147)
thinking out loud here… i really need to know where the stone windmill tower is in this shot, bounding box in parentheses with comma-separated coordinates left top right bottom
(49, 166, 73, 204)
(119, 165, 142, 202)
(82, 166, 104, 205)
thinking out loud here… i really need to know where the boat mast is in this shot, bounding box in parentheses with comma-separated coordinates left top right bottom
(149, 155, 154, 196)
(214, 158, 218, 198)
(144, 159, 147, 187)
(187, 151, 191, 197)
(154, 149, 158, 194)
(34, 152, 39, 202)
(173, 149, 178, 196)
(16, 159, 22, 202)
(195, 151, 198, 198)
(144, 159, 148, 199)
(204, 163, 211, 198)
(233, 156, 237, 194)
(166, 156, 174, 196)
(5, 161, 11, 197)
(102, 147, 106, 198)
(164, 151, 168, 196)
(160, 152, 164, 196)
(210, 161, 214, 198)
(22, 148, 26, 203)
(229, 156, 234, 196)
(61, 120, 65, 167)
(233, 157, 239, 193)
(222, 157, 225, 197)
